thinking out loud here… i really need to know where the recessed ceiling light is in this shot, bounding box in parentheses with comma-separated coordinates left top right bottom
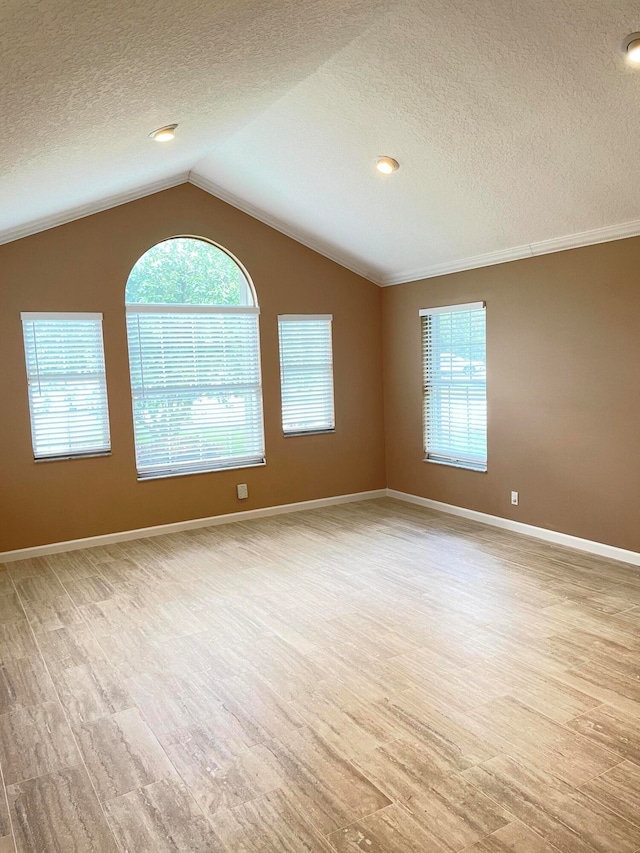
(624, 33, 640, 63)
(376, 156, 399, 174)
(149, 124, 178, 142)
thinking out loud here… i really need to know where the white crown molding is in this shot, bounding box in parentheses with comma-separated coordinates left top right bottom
(528, 218, 640, 257)
(387, 489, 640, 567)
(379, 218, 640, 286)
(0, 489, 386, 562)
(0, 172, 190, 247)
(3, 166, 640, 288)
(188, 171, 380, 284)
(379, 245, 534, 286)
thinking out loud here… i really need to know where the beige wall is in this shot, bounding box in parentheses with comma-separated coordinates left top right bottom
(0, 184, 386, 551)
(383, 238, 640, 553)
(2, 183, 639, 555)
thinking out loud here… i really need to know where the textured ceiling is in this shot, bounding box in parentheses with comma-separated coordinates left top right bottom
(0, 0, 387, 239)
(3, 0, 640, 283)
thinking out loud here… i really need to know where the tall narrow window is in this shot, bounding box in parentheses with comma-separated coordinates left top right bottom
(278, 315, 335, 435)
(421, 302, 486, 471)
(21, 313, 111, 460)
(125, 237, 265, 479)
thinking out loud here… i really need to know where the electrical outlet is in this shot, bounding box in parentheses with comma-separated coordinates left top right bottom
(237, 483, 248, 500)
(511, 490, 519, 506)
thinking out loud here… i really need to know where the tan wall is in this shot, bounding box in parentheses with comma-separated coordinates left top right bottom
(0, 184, 386, 552)
(3, 183, 639, 555)
(383, 237, 640, 553)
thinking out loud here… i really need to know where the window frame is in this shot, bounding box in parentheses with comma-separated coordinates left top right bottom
(21, 311, 111, 462)
(278, 314, 336, 437)
(124, 236, 266, 481)
(420, 301, 487, 473)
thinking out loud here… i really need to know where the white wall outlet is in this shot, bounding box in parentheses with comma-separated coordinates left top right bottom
(511, 490, 519, 506)
(237, 483, 248, 500)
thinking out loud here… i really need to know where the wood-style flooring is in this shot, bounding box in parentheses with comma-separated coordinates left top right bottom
(0, 498, 639, 851)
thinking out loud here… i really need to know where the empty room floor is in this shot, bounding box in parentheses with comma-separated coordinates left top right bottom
(0, 499, 639, 852)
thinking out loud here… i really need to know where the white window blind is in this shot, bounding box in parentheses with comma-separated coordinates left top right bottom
(421, 302, 487, 471)
(21, 313, 111, 460)
(126, 307, 265, 479)
(278, 315, 335, 435)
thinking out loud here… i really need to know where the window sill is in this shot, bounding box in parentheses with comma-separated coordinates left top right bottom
(283, 428, 335, 437)
(35, 451, 111, 463)
(136, 459, 266, 482)
(424, 457, 487, 473)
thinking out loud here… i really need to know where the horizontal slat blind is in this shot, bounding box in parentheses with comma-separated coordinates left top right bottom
(422, 304, 487, 470)
(127, 309, 265, 478)
(21, 313, 111, 460)
(278, 315, 335, 434)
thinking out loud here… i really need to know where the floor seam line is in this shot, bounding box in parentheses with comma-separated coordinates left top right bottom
(8, 569, 124, 853)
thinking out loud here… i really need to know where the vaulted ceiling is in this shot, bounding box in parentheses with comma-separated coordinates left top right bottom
(3, 0, 640, 284)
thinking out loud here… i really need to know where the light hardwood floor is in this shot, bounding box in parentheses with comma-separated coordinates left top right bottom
(0, 498, 639, 852)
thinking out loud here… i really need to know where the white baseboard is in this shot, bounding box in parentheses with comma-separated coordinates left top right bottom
(0, 490, 387, 562)
(386, 489, 640, 567)
(4, 487, 637, 567)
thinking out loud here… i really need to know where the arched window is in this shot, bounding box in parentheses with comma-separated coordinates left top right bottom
(125, 237, 265, 479)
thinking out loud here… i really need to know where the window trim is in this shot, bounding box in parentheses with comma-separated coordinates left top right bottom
(283, 429, 336, 438)
(34, 450, 111, 464)
(126, 309, 266, 481)
(420, 301, 487, 473)
(278, 313, 336, 437)
(21, 311, 111, 462)
(419, 302, 485, 318)
(125, 304, 260, 315)
(134, 458, 266, 483)
(124, 237, 265, 480)
(278, 314, 333, 321)
(21, 311, 105, 322)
